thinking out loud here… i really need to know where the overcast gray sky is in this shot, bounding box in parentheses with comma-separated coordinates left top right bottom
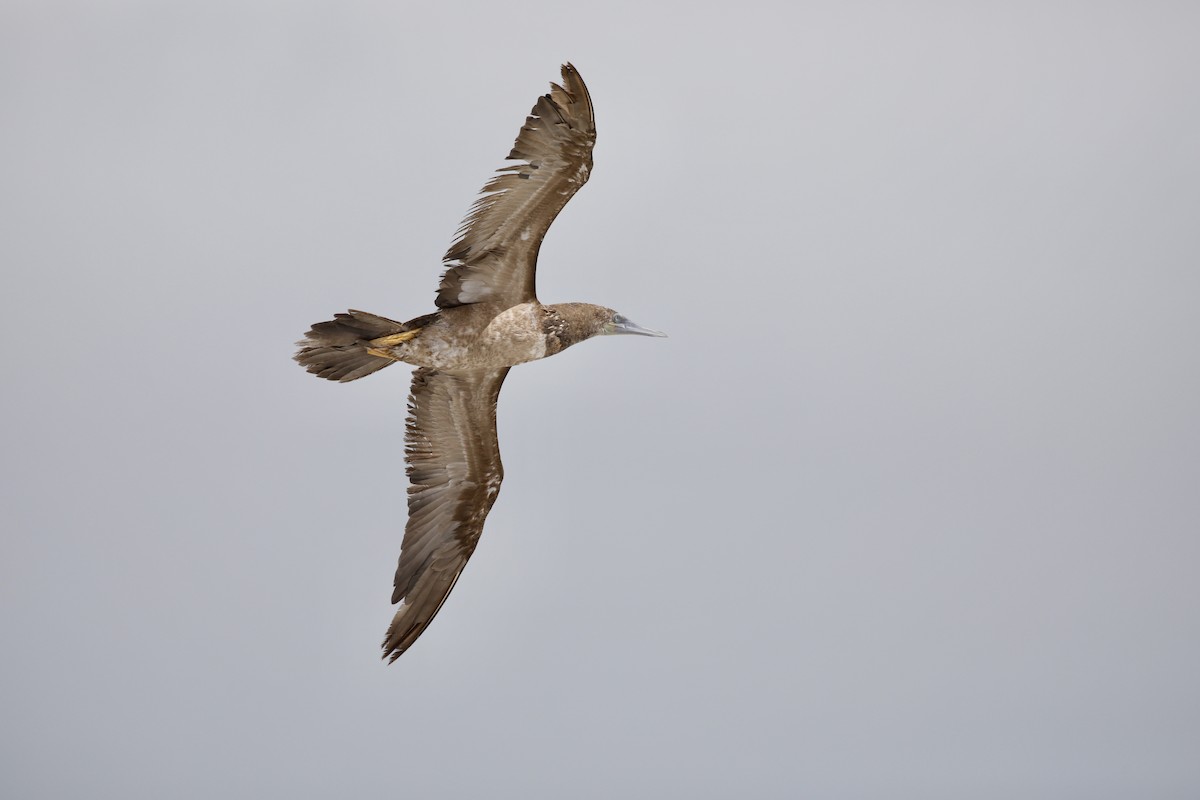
(3, 1, 1199, 797)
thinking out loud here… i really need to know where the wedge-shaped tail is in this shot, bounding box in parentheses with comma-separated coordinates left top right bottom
(294, 310, 410, 382)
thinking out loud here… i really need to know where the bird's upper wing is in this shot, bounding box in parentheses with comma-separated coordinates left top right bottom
(382, 366, 509, 661)
(436, 63, 596, 309)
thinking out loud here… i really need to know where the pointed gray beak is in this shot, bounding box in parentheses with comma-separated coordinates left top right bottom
(610, 315, 668, 338)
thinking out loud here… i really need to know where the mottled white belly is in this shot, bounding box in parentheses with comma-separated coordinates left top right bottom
(401, 303, 548, 369)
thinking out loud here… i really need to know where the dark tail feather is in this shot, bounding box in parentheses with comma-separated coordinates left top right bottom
(294, 310, 407, 382)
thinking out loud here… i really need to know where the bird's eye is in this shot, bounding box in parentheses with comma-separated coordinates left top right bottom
(612, 313, 626, 324)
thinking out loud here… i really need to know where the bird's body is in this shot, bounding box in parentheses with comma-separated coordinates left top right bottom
(378, 301, 623, 371)
(295, 64, 663, 661)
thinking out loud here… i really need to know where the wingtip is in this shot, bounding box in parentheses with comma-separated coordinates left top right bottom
(560, 62, 582, 87)
(380, 621, 410, 663)
(551, 62, 592, 123)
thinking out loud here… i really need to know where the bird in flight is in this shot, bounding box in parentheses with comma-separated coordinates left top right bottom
(295, 64, 665, 662)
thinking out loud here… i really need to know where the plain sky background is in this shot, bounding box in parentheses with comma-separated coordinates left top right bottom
(3, 1, 1198, 797)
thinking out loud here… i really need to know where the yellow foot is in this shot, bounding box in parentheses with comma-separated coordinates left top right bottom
(366, 328, 422, 360)
(370, 329, 422, 347)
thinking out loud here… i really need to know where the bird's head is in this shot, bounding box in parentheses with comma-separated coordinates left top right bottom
(542, 303, 666, 354)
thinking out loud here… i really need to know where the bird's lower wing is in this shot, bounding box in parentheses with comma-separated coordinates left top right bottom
(382, 367, 509, 661)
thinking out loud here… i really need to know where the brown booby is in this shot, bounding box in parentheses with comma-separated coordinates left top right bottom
(295, 64, 664, 662)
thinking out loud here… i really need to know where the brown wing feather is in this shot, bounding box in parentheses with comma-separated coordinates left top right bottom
(436, 63, 596, 309)
(381, 366, 509, 661)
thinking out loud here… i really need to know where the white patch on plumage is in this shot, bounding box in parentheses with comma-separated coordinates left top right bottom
(480, 303, 546, 363)
(458, 277, 492, 303)
(424, 336, 468, 369)
(485, 475, 501, 498)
